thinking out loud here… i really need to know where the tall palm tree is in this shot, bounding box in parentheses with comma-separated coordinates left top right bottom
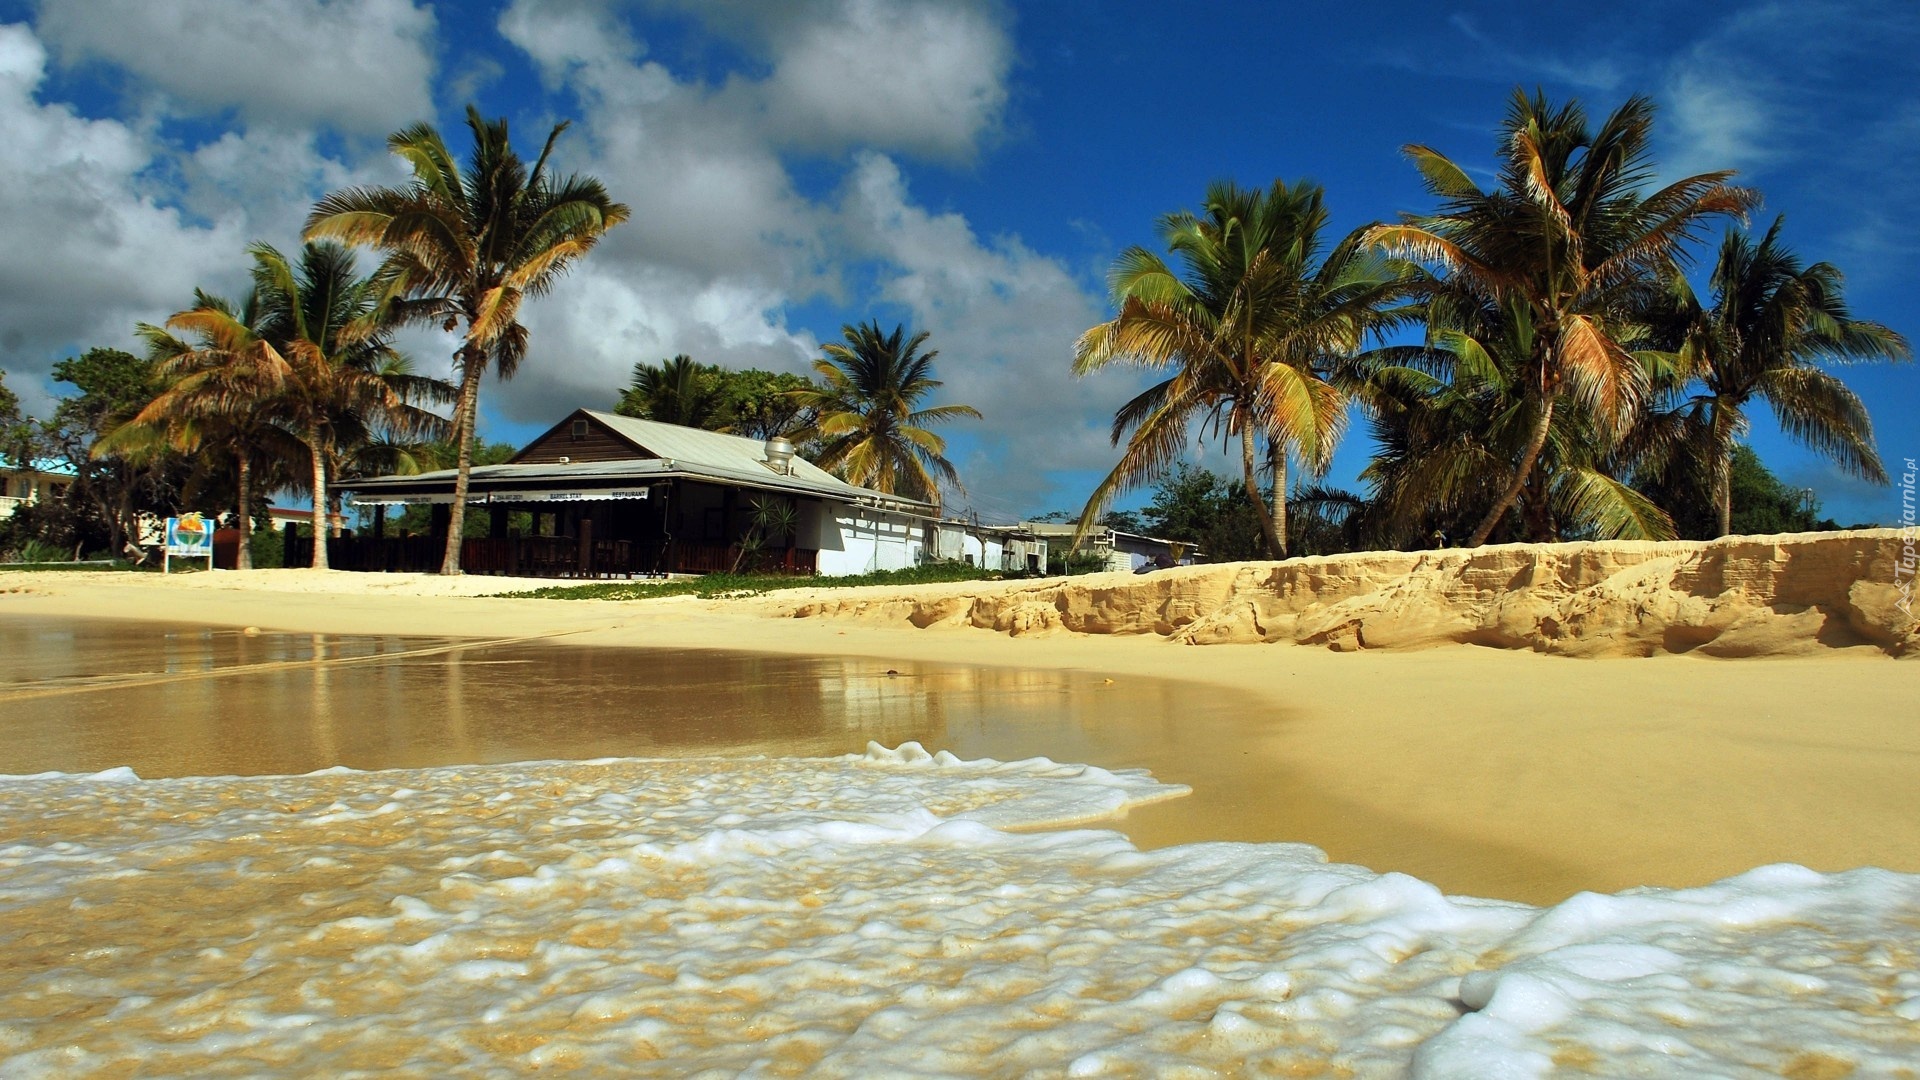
(1074, 178, 1408, 558)
(790, 321, 980, 502)
(110, 289, 296, 571)
(1365, 90, 1758, 546)
(305, 105, 630, 574)
(249, 241, 453, 567)
(1673, 218, 1909, 535)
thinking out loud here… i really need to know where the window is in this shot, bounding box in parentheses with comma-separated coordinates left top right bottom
(571, 418, 589, 441)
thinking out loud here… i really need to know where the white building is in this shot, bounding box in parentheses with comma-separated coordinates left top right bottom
(0, 457, 74, 520)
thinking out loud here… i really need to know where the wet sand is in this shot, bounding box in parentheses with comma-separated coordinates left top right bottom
(4, 570, 1919, 904)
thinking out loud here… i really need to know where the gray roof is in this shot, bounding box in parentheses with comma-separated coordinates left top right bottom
(343, 410, 934, 512)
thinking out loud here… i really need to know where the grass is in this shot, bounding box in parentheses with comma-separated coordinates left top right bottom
(500, 561, 1014, 601)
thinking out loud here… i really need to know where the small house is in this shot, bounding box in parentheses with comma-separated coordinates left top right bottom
(0, 457, 74, 520)
(1021, 521, 1203, 573)
(331, 409, 935, 577)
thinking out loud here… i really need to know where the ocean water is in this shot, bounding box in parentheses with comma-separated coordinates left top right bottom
(4, 614, 1919, 1075)
(2, 747, 1915, 1077)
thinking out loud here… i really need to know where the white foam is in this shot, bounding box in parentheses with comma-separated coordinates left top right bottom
(0, 748, 1913, 1076)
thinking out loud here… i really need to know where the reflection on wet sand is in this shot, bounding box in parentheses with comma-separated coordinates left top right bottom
(0, 616, 1224, 782)
(14, 614, 1903, 906)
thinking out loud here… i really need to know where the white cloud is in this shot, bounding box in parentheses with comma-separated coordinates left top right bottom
(34, 0, 436, 134)
(751, 0, 1011, 161)
(497, 0, 639, 90)
(485, 0, 1109, 513)
(838, 154, 1135, 510)
(0, 24, 244, 412)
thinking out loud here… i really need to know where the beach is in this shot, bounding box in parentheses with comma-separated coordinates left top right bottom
(5, 547, 1920, 1075)
(5, 539, 1919, 900)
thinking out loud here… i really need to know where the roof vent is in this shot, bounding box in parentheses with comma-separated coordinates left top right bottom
(764, 437, 796, 475)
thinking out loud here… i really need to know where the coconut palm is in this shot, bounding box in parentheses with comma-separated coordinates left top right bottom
(305, 105, 630, 573)
(1350, 291, 1678, 544)
(110, 289, 297, 570)
(1365, 90, 1758, 546)
(1074, 178, 1409, 558)
(790, 321, 980, 502)
(1669, 218, 1909, 536)
(617, 355, 727, 428)
(249, 241, 453, 567)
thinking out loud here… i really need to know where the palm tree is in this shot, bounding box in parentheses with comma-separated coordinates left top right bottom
(305, 105, 630, 574)
(790, 321, 980, 502)
(1672, 218, 1909, 536)
(109, 289, 296, 571)
(1365, 90, 1758, 546)
(249, 241, 453, 567)
(1350, 292, 1678, 544)
(1074, 178, 1408, 558)
(617, 355, 727, 428)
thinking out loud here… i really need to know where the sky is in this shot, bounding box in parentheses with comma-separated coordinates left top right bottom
(0, 0, 1915, 525)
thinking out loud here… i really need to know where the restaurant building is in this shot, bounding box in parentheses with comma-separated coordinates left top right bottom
(328, 410, 935, 577)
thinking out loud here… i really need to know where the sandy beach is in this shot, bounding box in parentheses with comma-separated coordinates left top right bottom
(7, 548, 1920, 1075)
(6, 542, 1918, 902)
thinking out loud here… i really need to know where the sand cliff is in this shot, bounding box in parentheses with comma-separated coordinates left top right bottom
(783, 529, 1919, 657)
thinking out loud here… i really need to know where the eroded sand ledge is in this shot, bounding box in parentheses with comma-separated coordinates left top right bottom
(782, 529, 1919, 657)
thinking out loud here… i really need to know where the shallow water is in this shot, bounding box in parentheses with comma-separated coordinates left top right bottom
(1, 614, 1913, 907)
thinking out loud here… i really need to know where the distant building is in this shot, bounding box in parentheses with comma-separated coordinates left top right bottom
(926, 519, 1049, 574)
(1021, 521, 1203, 573)
(334, 409, 935, 577)
(0, 457, 75, 520)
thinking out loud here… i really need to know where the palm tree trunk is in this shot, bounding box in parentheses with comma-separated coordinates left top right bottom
(1468, 392, 1556, 547)
(441, 352, 482, 575)
(1270, 442, 1289, 559)
(1708, 404, 1735, 538)
(235, 449, 253, 571)
(1241, 423, 1283, 559)
(308, 435, 329, 570)
(1714, 447, 1733, 538)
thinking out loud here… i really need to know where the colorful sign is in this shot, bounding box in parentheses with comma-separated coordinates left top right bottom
(163, 512, 215, 572)
(166, 513, 212, 556)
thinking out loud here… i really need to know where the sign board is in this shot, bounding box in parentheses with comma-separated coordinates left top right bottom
(164, 513, 214, 573)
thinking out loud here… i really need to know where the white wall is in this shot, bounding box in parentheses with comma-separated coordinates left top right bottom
(815, 505, 921, 576)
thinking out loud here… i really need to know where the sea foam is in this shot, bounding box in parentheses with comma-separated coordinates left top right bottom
(1, 746, 1914, 1077)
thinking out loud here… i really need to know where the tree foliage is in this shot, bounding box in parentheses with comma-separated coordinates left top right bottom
(1074, 177, 1409, 557)
(791, 321, 980, 502)
(306, 105, 629, 574)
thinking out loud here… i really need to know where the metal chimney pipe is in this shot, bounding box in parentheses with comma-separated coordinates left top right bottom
(765, 437, 796, 475)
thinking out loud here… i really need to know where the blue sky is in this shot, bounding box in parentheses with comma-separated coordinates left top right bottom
(0, 0, 1914, 524)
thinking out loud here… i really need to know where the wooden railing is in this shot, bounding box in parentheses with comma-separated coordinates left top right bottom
(288, 530, 815, 578)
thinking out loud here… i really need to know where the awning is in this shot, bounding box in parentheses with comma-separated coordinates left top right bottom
(350, 487, 654, 508)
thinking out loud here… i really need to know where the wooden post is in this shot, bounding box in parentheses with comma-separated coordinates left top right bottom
(283, 521, 298, 567)
(489, 505, 508, 539)
(577, 517, 594, 578)
(372, 505, 386, 540)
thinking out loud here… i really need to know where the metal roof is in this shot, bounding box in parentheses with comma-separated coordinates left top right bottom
(0, 456, 78, 477)
(342, 413, 934, 513)
(581, 411, 857, 490)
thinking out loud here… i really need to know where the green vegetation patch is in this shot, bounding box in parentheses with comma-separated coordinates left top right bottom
(500, 561, 1006, 601)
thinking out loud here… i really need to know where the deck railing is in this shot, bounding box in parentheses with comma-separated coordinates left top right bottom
(285, 530, 816, 578)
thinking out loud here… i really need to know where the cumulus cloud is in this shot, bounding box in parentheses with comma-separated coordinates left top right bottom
(838, 154, 1129, 509)
(660, 0, 1012, 161)
(34, 0, 436, 134)
(484, 0, 1117, 512)
(0, 24, 244, 412)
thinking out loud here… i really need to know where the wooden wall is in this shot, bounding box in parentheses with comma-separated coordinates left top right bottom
(514, 413, 653, 464)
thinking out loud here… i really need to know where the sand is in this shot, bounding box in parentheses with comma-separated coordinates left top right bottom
(4, 551, 1919, 901)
